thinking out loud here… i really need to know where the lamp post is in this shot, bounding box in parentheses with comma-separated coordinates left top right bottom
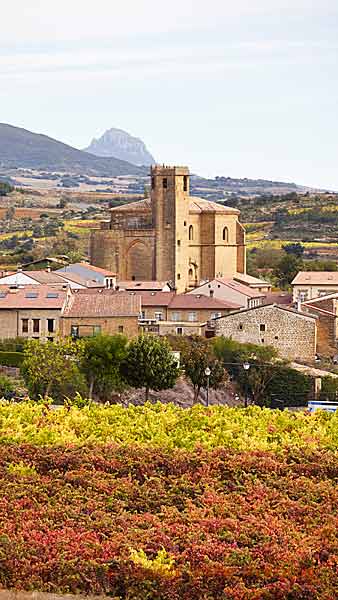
(242, 361, 250, 408)
(205, 366, 211, 407)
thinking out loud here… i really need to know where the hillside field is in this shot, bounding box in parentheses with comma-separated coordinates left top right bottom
(0, 402, 337, 599)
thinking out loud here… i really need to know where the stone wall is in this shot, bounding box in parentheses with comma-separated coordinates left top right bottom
(60, 316, 139, 339)
(215, 305, 317, 362)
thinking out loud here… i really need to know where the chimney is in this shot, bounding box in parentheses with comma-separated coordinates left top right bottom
(210, 289, 214, 298)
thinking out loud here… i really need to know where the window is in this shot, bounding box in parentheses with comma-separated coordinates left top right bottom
(184, 221, 187, 226)
(188, 312, 197, 322)
(275, 335, 279, 340)
(298, 291, 308, 301)
(163, 177, 168, 189)
(46, 292, 59, 299)
(239, 323, 243, 330)
(189, 225, 194, 241)
(260, 324, 266, 332)
(22, 319, 29, 333)
(151, 176, 155, 190)
(222, 227, 229, 242)
(261, 338, 265, 343)
(188, 268, 194, 278)
(211, 312, 222, 319)
(118, 325, 124, 333)
(93, 326, 101, 336)
(33, 319, 40, 333)
(183, 175, 188, 192)
(155, 312, 163, 321)
(177, 274, 181, 280)
(140, 310, 145, 319)
(47, 319, 55, 333)
(177, 240, 181, 246)
(176, 327, 183, 335)
(171, 312, 181, 322)
(25, 291, 38, 299)
(71, 325, 79, 338)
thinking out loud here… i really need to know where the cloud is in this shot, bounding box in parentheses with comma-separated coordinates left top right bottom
(2, 0, 338, 45)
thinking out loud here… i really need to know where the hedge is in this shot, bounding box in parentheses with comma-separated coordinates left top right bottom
(0, 351, 24, 368)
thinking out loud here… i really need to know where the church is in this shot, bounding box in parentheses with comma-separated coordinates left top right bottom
(90, 165, 246, 294)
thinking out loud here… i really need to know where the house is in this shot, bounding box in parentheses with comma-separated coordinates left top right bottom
(60, 291, 140, 338)
(292, 272, 338, 302)
(56, 262, 116, 289)
(263, 291, 293, 306)
(188, 278, 265, 309)
(0, 285, 67, 341)
(301, 293, 338, 355)
(214, 304, 317, 363)
(233, 272, 272, 293)
(138, 292, 240, 337)
(116, 281, 172, 292)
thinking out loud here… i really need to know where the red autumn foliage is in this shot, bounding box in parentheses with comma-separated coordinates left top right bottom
(0, 444, 337, 599)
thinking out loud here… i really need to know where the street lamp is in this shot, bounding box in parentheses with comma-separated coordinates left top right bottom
(242, 362, 250, 408)
(205, 366, 211, 407)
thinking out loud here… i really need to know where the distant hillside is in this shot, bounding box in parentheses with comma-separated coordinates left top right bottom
(84, 128, 155, 166)
(0, 124, 145, 176)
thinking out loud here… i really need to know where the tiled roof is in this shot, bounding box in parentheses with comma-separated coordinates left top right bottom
(117, 281, 170, 291)
(110, 196, 239, 216)
(214, 278, 266, 298)
(233, 272, 271, 287)
(189, 197, 239, 215)
(57, 271, 103, 288)
(21, 270, 66, 284)
(62, 292, 141, 318)
(263, 292, 293, 306)
(133, 292, 176, 306)
(0, 285, 67, 309)
(214, 303, 317, 321)
(292, 272, 338, 285)
(76, 263, 116, 277)
(168, 293, 240, 310)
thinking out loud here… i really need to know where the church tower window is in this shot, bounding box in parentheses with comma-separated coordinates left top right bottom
(189, 225, 194, 241)
(163, 178, 168, 189)
(222, 227, 229, 242)
(183, 175, 188, 192)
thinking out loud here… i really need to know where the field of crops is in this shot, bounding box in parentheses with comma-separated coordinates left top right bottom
(0, 402, 337, 599)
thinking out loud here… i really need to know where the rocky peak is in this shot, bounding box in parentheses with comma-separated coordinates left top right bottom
(84, 128, 155, 166)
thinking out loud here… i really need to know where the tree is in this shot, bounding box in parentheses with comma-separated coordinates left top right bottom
(213, 337, 284, 406)
(121, 335, 180, 401)
(178, 336, 227, 403)
(282, 242, 305, 258)
(22, 338, 86, 401)
(5, 206, 15, 221)
(273, 254, 302, 288)
(81, 334, 128, 400)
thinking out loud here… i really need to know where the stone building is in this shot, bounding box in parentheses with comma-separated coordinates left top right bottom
(0, 285, 67, 341)
(60, 291, 140, 338)
(90, 165, 246, 294)
(215, 304, 317, 363)
(301, 293, 338, 356)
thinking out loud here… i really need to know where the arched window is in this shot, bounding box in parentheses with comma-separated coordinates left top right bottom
(222, 227, 229, 242)
(188, 268, 193, 278)
(189, 225, 194, 241)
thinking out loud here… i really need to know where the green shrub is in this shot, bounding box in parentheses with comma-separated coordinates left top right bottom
(0, 374, 16, 399)
(0, 351, 24, 368)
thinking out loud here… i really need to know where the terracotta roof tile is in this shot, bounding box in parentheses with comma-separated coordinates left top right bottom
(292, 271, 338, 285)
(0, 285, 67, 309)
(62, 291, 141, 318)
(168, 293, 241, 310)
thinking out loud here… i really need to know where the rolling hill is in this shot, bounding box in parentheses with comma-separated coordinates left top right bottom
(0, 124, 146, 176)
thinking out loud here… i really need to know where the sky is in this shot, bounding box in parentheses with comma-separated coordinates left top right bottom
(1, 0, 338, 189)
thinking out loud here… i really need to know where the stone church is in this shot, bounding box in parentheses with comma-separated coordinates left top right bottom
(90, 165, 246, 293)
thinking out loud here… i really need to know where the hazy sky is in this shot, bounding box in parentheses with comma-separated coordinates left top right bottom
(2, 1, 338, 188)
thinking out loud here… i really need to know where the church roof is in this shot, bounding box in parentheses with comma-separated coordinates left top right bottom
(188, 197, 239, 215)
(110, 196, 239, 215)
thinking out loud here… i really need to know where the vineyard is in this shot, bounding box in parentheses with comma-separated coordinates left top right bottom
(0, 402, 337, 599)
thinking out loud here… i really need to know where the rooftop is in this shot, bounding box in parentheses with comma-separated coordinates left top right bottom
(62, 291, 141, 318)
(233, 272, 271, 288)
(117, 281, 171, 291)
(292, 272, 338, 285)
(110, 196, 239, 216)
(213, 278, 266, 298)
(168, 293, 240, 310)
(0, 285, 66, 309)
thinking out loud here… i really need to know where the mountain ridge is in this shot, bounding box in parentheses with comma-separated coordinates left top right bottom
(0, 123, 145, 176)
